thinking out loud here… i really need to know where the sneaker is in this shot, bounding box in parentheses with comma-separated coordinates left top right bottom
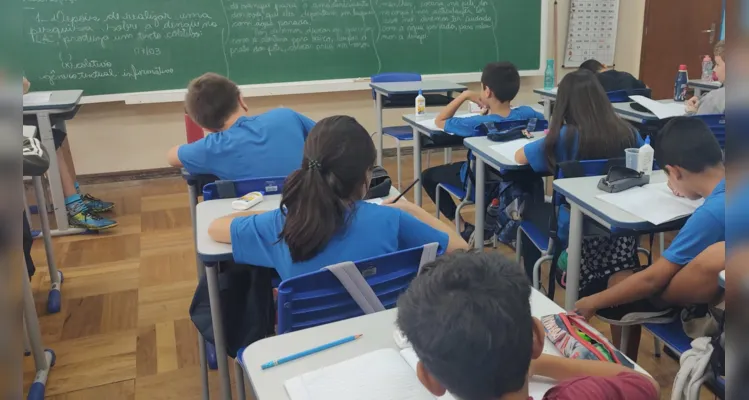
(461, 223, 495, 247)
(82, 193, 114, 213)
(595, 299, 678, 326)
(68, 206, 118, 231)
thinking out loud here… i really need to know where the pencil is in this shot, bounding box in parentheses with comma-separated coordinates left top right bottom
(260, 334, 363, 370)
(392, 179, 420, 203)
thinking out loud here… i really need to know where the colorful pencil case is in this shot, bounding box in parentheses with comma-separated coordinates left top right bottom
(541, 313, 635, 369)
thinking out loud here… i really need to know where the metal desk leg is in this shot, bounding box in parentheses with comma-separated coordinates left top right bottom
(474, 158, 486, 250)
(36, 113, 75, 235)
(234, 361, 246, 400)
(187, 184, 211, 400)
(23, 267, 55, 400)
(412, 128, 422, 206)
(565, 203, 584, 310)
(543, 98, 552, 120)
(694, 87, 703, 97)
(206, 263, 232, 400)
(375, 94, 384, 166)
(32, 176, 63, 314)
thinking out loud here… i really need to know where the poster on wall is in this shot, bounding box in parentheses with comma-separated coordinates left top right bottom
(563, 0, 620, 68)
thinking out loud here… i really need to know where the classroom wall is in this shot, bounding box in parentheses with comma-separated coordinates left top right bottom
(66, 0, 646, 176)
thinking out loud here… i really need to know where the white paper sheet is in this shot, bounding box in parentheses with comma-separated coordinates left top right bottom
(642, 182, 705, 209)
(23, 92, 51, 105)
(629, 96, 686, 119)
(489, 138, 534, 165)
(285, 349, 435, 400)
(596, 185, 699, 225)
(417, 113, 479, 133)
(365, 198, 383, 205)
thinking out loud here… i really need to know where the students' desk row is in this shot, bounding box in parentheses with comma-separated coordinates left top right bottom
(195, 187, 401, 400)
(369, 80, 467, 166)
(23, 90, 85, 236)
(688, 79, 722, 97)
(239, 288, 649, 400)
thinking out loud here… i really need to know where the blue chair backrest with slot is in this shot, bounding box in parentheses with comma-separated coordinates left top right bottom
(276, 243, 439, 334)
(692, 114, 725, 148)
(606, 88, 652, 103)
(202, 177, 286, 201)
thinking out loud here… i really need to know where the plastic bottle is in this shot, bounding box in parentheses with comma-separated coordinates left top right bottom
(674, 64, 689, 101)
(485, 198, 501, 238)
(637, 136, 654, 176)
(543, 59, 555, 90)
(415, 89, 425, 116)
(701, 55, 713, 81)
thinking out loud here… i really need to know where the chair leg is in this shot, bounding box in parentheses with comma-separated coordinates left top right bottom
(653, 337, 662, 358)
(454, 199, 467, 236)
(435, 185, 442, 219)
(443, 148, 449, 165)
(234, 360, 247, 400)
(396, 140, 402, 191)
(515, 228, 523, 264)
(426, 150, 431, 168)
(533, 256, 552, 290)
(620, 325, 631, 352)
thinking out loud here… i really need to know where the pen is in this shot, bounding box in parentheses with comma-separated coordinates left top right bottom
(391, 179, 420, 203)
(261, 334, 363, 370)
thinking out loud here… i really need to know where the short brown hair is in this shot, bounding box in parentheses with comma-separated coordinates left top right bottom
(185, 73, 241, 131)
(714, 40, 725, 60)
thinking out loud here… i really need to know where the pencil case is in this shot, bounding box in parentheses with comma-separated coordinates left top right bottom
(541, 313, 634, 369)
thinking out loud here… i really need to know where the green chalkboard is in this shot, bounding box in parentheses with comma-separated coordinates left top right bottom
(22, 0, 542, 96)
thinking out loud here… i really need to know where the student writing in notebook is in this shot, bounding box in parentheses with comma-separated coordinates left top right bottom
(397, 252, 659, 400)
(575, 117, 725, 350)
(686, 40, 726, 115)
(166, 72, 316, 180)
(208, 116, 468, 280)
(422, 62, 544, 239)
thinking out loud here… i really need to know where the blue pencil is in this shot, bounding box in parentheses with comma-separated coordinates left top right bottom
(261, 334, 363, 370)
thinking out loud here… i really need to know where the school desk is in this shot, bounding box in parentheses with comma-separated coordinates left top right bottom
(553, 171, 694, 310)
(532, 88, 557, 119)
(462, 134, 546, 250)
(611, 99, 680, 125)
(688, 79, 722, 97)
(239, 288, 649, 399)
(370, 80, 466, 166)
(23, 90, 84, 236)
(196, 187, 400, 400)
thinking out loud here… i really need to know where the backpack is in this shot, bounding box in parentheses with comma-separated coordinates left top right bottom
(493, 174, 545, 246)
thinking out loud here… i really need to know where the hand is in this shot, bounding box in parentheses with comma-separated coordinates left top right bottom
(685, 96, 699, 113)
(667, 180, 684, 198)
(573, 296, 599, 321)
(383, 196, 419, 213)
(461, 90, 484, 107)
(22, 77, 30, 94)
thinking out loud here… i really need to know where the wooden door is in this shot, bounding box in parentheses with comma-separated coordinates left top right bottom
(639, 0, 723, 99)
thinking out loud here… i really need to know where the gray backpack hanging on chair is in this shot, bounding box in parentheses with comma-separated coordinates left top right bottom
(23, 137, 49, 177)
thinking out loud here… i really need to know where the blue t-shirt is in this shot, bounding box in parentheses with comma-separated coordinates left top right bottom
(726, 181, 749, 250)
(178, 108, 315, 180)
(444, 106, 544, 137)
(523, 126, 646, 174)
(663, 179, 726, 266)
(229, 202, 449, 280)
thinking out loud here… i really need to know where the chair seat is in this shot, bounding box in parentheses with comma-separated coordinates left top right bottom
(519, 221, 550, 252)
(438, 183, 467, 200)
(382, 126, 414, 141)
(644, 320, 693, 356)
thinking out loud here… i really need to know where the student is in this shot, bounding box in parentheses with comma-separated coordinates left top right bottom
(514, 69, 644, 290)
(575, 117, 725, 352)
(422, 62, 544, 236)
(23, 77, 117, 230)
(207, 116, 468, 280)
(166, 73, 315, 181)
(686, 40, 726, 115)
(397, 251, 660, 400)
(579, 59, 648, 92)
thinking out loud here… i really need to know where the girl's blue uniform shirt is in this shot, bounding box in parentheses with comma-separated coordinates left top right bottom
(229, 202, 449, 280)
(178, 108, 315, 180)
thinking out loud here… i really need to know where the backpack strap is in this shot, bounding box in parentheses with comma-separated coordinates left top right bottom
(417, 242, 439, 275)
(215, 180, 237, 199)
(324, 262, 385, 314)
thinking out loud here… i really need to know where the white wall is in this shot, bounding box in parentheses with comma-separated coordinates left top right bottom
(64, 0, 645, 176)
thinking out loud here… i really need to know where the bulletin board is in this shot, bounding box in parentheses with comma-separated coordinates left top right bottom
(563, 0, 620, 67)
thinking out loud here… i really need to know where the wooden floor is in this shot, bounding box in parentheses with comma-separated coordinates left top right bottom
(24, 152, 709, 399)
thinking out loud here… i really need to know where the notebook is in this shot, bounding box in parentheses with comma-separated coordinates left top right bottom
(628, 96, 685, 119)
(596, 182, 704, 225)
(489, 138, 535, 164)
(284, 347, 557, 400)
(418, 113, 479, 132)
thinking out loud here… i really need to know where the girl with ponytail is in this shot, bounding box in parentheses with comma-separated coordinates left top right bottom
(208, 116, 467, 279)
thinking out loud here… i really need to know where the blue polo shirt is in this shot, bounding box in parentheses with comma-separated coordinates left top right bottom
(178, 108, 315, 180)
(444, 106, 544, 137)
(229, 202, 449, 280)
(663, 179, 726, 266)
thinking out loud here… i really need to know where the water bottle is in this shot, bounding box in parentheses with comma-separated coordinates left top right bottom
(415, 89, 425, 116)
(701, 55, 713, 81)
(543, 59, 555, 90)
(674, 64, 689, 101)
(485, 198, 501, 237)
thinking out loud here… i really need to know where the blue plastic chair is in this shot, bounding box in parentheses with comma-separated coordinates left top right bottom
(276, 243, 439, 334)
(692, 114, 725, 148)
(606, 88, 652, 103)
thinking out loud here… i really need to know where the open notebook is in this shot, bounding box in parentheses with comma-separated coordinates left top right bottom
(418, 113, 479, 132)
(284, 348, 556, 400)
(489, 138, 536, 165)
(628, 96, 686, 119)
(597, 182, 705, 225)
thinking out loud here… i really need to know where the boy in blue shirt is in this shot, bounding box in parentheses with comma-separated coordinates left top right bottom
(422, 62, 543, 237)
(575, 117, 725, 356)
(166, 73, 315, 180)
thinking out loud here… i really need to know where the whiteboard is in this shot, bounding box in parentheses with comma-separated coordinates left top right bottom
(563, 0, 620, 68)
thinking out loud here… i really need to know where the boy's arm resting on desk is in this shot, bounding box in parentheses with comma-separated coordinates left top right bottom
(532, 354, 659, 397)
(434, 91, 481, 129)
(207, 210, 265, 243)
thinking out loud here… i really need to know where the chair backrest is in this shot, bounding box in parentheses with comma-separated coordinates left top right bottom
(276, 243, 439, 334)
(184, 113, 204, 144)
(692, 114, 726, 148)
(606, 88, 652, 103)
(202, 177, 286, 200)
(370, 72, 422, 99)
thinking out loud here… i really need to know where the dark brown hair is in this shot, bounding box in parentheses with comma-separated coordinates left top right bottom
(279, 116, 376, 262)
(543, 69, 638, 171)
(185, 72, 241, 132)
(481, 62, 520, 103)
